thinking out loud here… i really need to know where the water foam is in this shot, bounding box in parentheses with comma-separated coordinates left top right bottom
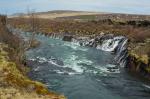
(29, 56, 89, 75)
(142, 84, 150, 89)
(63, 55, 84, 74)
(63, 42, 88, 51)
(94, 64, 120, 74)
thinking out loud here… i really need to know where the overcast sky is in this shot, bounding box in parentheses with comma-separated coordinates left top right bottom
(0, 0, 150, 15)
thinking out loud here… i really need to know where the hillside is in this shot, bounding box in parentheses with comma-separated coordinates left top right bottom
(57, 13, 150, 21)
(9, 10, 150, 21)
(10, 10, 105, 19)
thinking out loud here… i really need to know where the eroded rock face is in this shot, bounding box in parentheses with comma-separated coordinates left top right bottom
(126, 54, 150, 79)
(62, 35, 73, 41)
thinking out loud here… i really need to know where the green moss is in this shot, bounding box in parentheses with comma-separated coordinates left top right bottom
(129, 51, 149, 64)
(140, 55, 149, 64)
(4, 62, 50, 95)
(129, 52, 139, 59)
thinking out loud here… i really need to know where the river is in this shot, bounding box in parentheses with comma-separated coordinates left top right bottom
(21, 32, 150, 99)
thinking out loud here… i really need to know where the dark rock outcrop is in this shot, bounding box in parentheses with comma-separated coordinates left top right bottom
(62, 35, 73, 41)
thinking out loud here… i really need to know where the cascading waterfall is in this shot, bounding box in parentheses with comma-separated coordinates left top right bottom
(115, 38, 128, 67)
(96, 36, 125, 52)
(71, 34, 128, 67)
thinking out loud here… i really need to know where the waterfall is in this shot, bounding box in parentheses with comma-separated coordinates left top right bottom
(96, 36, 125, 52)
(115, 39, 128, 67)
(71, 34, 128, 67)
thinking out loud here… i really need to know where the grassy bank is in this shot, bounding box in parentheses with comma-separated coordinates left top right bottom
(0, 15, 65, 99)
(0, 44, 65, 99)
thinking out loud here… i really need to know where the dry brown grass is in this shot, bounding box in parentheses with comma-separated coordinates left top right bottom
(8, 18, 150, 42)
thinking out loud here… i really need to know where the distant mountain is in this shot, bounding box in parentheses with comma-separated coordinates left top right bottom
(35, 10, 106, 19)
(10, 13, 25, 16)
(37, 10, 86, 14)
(9, 10, 150, 21)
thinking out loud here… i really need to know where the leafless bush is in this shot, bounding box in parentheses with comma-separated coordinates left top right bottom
(0, 15, 26, 64)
